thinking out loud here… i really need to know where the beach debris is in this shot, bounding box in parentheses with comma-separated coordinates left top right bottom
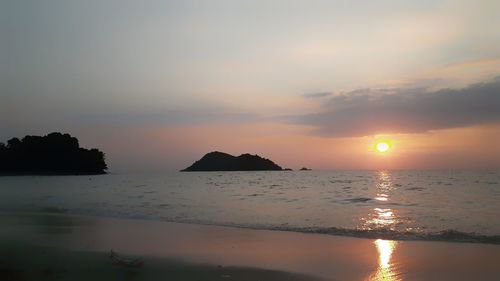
(109, 250, 144, 268)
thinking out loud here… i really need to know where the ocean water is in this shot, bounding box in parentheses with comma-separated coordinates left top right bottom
(0, 170, 499, 243)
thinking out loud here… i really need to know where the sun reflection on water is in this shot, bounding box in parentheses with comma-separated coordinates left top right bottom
(369, 208, 395, 226)
(375, 171, 393, 203)
(363, 171, 401, 280)
(362, 171, 400, 231)
(369, 239, 400, 281)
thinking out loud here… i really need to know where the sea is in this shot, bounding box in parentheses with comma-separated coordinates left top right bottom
(1, 170, 499, 244)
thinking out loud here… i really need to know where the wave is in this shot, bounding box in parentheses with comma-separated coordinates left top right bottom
(228, 224, 500, 245)
(135, 215, 500, 245)
(144, 213, 500, 244)
(30, 206, 500, 245)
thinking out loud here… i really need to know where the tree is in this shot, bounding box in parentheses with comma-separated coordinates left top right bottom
(0, 132, 108, 175)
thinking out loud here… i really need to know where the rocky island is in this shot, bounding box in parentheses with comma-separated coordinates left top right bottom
(0, 132, 108, 175)
(181, 151, 283, 171)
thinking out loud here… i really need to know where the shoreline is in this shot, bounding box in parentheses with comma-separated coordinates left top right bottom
(2, 210, 498, 245)
(1, 212, 500, 281)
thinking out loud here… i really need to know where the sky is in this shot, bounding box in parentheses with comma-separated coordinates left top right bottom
(1, 0, 500, 171)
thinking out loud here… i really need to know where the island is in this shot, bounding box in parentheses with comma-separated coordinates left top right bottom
(300, 167, 312, 171)
(181, 151, 283, 171)
(0, 132, 108, 175)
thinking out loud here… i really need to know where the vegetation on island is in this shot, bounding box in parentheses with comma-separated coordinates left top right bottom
(181, 151, 283, 171)
(0, 132, 107, 175)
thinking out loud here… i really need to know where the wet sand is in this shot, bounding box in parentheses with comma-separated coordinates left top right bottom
(1, 212, 499, 281)
(0, 241, 320, 281)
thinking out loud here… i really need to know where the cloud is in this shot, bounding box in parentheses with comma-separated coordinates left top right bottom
(302, 92, 332, 98)
(292, 78, 500, 137)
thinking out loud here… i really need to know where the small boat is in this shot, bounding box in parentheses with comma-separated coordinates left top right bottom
(109, 250, 144, 268)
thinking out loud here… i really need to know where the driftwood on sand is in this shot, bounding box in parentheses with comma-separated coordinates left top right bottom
(109, 250, 144, 268)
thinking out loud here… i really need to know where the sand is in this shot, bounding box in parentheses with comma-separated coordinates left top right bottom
(1, 212, 499, 281)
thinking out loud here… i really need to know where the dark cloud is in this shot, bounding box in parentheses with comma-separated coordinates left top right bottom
(292, 78, 500, 137)
(302, 92, 332, 98)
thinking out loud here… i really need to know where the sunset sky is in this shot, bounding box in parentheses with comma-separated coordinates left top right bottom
(2, 0, 500, 171)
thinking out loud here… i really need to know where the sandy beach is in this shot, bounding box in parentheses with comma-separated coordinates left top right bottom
(0, 212, 499, 281)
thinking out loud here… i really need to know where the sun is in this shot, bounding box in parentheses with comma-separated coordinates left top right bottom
(376, 142, 390, 153)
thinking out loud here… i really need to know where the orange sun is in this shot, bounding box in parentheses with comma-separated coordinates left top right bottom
(375, 141, 391, 153)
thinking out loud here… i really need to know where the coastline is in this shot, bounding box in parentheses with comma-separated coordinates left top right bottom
(1, 212, 500, 281)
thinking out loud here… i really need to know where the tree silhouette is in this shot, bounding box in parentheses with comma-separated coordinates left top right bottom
(0, 132, 107, 175)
